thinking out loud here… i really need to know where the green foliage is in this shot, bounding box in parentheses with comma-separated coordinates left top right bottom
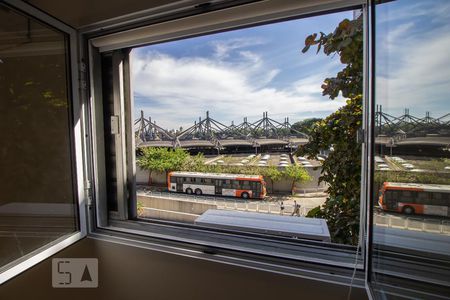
(283, 164, 311, 193)
(137, 147, 189, 184)
(138, 147, 310, 190)
(298, 99, 362, 244)
(179, 153, 206, 172)
(291, 118, 322, 135)
(261, 166, 283, 192)
(306, 196, 360, 245)
(302, 16, 363, 99)
(283, 163, 311, 182)
(300, 96, 362, 201)
(138, 147, 189, 173)
(299, 14, 363, 245)
(137, 201, 144, 216)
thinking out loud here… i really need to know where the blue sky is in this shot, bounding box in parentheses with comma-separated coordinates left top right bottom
(375, 0, 450, 118)
(132, 10, 351, 130)
(132, 0, 450, 130)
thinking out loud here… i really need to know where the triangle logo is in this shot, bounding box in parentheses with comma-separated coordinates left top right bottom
(80, 265, 92, 282)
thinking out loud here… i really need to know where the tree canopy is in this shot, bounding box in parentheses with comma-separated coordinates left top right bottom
(291, 118, 322, 135)
(298, 14, 363, 245)
(138, 147, 311, 191)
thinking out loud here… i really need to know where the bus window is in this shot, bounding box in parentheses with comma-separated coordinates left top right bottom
(400, 190, 416, 203)
(431, 193, 449, 206)
(416, 192, 429, 205)
(384, 190, 399, 209)
(231, 180, 239, 189)
(241, 180, 251, 189)
(190, 177, 196, 183)
(170, 176, 176, 183)
(223, 180, 231, 189)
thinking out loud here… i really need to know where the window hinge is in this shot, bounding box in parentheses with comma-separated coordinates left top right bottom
(111, 115, 120, 134)
(85, 180, 93, 206)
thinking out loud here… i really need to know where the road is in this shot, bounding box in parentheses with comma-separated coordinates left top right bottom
(137, 185, 326, 216)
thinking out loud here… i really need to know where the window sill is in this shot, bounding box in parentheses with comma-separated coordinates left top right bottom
(90, 219, 365, 287)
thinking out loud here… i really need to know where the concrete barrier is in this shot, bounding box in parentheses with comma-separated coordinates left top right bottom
(405, 218, 424, 231)
(443, 221, 450, 234)
(141, 207, 198, 223)
(423, 219, 442, 233)
(138, 195, 217, 215)
(389, 216, 406, 229)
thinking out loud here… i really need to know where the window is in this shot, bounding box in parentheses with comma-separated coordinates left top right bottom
(400, 190, 413, 201)
(0, 1, 85, 283)
(88, 0, 367, 286)
(416, 192, 429, 204)
(369, 0, 450, 298)
(127, 8, 364, 245)
(242, 181, 251, 190)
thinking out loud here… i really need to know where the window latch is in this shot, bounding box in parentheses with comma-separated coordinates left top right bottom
(111, 115, 120, 134)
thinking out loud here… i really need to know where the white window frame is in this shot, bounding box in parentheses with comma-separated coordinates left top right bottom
(84, 0, 369, 287)
(0, 0, 88, 284)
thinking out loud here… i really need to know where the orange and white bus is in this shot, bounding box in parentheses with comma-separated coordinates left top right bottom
(378, 182, 450, 216)
(168, 171, 267, 199)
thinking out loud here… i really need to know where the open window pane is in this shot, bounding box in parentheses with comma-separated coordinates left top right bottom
(112, 8, 366, 247)
(0, 4, 78, 269)
(370, 0, 450, 298)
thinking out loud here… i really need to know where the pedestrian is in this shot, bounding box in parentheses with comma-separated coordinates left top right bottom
(292, 200, 301, 216)
(280, 201, 285, 215)
(295, 203, 301, 216)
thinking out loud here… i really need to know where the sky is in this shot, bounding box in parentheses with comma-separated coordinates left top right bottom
(132, 0, 450, 131)
(132, 10, 351, 130)
(375, 0, 450, 118)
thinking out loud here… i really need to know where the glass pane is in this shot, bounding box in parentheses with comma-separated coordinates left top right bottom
(371, 0, 450, 298)
(131, 8, 364, 246)
(0, 5, 78, 268)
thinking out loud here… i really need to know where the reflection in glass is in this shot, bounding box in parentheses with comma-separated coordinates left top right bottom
(371, 0, 450, 298)
(0, 5, 77, 268)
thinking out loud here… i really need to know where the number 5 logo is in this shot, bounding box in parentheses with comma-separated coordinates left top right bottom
(57, 260, 72, 285)
(53, 258, 98, 288)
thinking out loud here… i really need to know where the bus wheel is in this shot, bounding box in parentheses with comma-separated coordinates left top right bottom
(241, 192, 249, 199)
(195, 188, 202, 195)
(402, 206, 415, 215)
(186, 188, 193, 195)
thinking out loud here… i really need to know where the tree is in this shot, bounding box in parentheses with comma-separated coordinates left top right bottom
(298, 14, 363, 245)
(137, 147, 189, 185)
(261, 166, 283, 193)
(291, 118, 322, 135)
(283, 164, 311, 194)
(302, 16, 363, 100)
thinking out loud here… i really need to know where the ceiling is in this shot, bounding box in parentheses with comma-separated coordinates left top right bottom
(26, 0, 209, 28)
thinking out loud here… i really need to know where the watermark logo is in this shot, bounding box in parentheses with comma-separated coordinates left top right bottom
(52, 258, 98, 288)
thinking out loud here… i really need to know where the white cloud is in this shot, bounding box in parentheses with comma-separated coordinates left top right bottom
(211, 37, 266, 59)
(376, 6, 450, 116)
(132, 41, 344, 130)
